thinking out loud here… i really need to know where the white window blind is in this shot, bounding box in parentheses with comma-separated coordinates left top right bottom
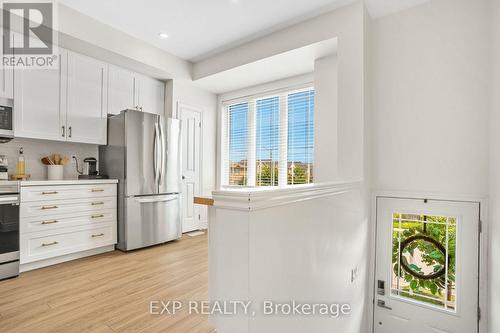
(287, 90, 315, 185)
(223, 86, 314, 188)
(255, 96, 280, 186)
(227, 102, 249, 186)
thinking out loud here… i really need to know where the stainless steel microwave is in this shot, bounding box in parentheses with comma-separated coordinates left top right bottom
(0, 98, 13, 143)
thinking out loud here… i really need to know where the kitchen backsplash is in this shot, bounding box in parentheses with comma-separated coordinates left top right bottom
(0, 138, 98, 180)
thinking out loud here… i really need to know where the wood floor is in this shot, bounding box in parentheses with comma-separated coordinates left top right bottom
(0, 233, 214, 333)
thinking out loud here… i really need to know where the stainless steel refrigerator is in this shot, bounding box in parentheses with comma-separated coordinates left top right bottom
(99, 109, 181, 251)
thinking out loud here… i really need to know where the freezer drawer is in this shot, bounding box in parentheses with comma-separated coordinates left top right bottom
(120, 194, 181, 251)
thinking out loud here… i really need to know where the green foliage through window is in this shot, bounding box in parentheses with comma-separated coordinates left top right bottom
(391, 213, 456, 311)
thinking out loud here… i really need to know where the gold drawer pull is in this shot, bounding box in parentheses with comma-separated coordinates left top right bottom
(41, 205, 58, 210)
(92, 233, 104, 238)
(91, 188, 105, 192)
(42, 241, 58, 247)
(42, 191, 58, 195)
(91, 201, 104, 206)
(91, 214, 104, 219)
(41, 220, 58, 225)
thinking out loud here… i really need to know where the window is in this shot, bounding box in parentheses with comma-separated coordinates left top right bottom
(227, 103, 249, 186)
(223, 87, 315, 187)
(256, 96, 280, 186)
(287, 90, 314, 185)
(391, 213, 457, 312)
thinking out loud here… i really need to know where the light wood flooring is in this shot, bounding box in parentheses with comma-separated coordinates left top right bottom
(0, 233, 214, 333)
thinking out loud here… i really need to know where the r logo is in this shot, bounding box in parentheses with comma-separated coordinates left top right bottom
(2, 2, 53, 54)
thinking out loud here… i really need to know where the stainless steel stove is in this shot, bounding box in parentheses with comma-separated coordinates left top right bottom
(0, 181, 19, 280)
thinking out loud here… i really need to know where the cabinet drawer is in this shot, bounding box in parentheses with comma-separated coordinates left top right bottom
(21, 197, 116, 218)
(22, 208, 116, 234)
(21, 184, 116, 202)
(20, 224, 115, 264)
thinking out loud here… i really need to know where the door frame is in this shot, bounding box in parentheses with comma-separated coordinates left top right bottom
(177, 101, 205, 230)
(368, 190, 488, 333)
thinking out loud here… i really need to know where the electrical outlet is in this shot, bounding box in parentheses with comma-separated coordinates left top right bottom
(351, 267, 358, 283)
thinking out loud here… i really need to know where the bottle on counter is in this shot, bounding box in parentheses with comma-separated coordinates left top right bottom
(16, 147, 25, 176)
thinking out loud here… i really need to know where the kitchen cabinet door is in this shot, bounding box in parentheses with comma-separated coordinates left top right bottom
(135, 75, 164, 115)
(14, 49, 67, 141)
(66, 51, 108, 145)
(108, 65, 135, 115)
(0, 40, 13, 99)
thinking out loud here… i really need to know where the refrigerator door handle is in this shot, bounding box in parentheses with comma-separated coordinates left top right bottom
(135, 194, 178, 203)
(159, 121, 166, 186)
(153, 122, 161, 186)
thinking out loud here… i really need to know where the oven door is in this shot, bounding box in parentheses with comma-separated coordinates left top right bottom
(0, 195, 20, 263)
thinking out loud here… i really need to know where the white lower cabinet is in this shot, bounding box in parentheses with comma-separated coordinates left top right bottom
(20, 183, 117, 269)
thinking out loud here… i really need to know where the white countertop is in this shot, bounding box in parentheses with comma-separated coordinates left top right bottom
(20, 179, 119, 186)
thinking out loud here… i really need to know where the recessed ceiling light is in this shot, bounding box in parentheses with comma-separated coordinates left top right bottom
(159, 32, 169, 39)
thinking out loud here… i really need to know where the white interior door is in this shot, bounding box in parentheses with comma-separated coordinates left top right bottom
(180, 104, 202, 233)
(374, 197, 479, 333)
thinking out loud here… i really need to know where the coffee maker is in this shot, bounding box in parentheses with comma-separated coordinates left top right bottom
(78, 157, 108, 179)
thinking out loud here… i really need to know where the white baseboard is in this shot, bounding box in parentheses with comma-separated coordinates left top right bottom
(20, 245, 115, 272)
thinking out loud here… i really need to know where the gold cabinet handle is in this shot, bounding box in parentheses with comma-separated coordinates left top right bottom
(91, 201, 104, 206)
(41, 220, 58, 224)
(91, 188, 104, 192)
(42, 241, 58, 247)
(41, 205, 58, 210)
(92, 233, 104, 238)
(91, 214, 104, 219)
(42, 191, 58, 195)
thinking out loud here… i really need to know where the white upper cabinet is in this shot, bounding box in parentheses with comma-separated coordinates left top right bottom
(66, 51, 108, 145)
(108, 65, 135, 115)
(14, 42, 164, 144)
(14, 49, 67, 141)
(135, 75, 165, 115)
(0, 45, 13, 99)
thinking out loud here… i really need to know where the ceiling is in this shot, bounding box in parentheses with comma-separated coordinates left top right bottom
(59, 0, 431, 62)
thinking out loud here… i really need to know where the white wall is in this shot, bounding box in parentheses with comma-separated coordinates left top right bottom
(488, 0, 500, 331)
(210, 183, 368, 333)
(0, 138, 97, 180)
(314, 56, 338, 182)
(371, 0, 490, 196)
(371, 0, 491, 331)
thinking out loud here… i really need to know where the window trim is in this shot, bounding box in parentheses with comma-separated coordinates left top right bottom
(220, 83, 314, 189)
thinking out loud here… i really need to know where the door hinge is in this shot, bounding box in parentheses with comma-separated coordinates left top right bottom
(479, 220, 483, 233)
(199, 121, 201, 127)
(198, 214, 201, 220)
(478, 306, 481, 321)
